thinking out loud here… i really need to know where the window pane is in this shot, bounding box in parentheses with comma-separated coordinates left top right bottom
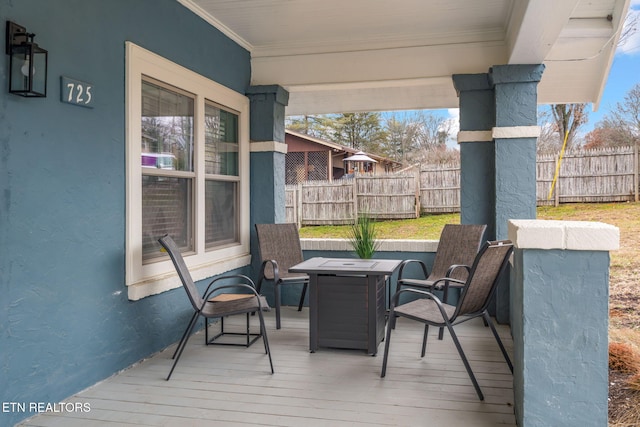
(205, 180, 238, 248)
(205, 102, 238, 176)
(141, 80, 194, 172)
(142, 176, 193, 260)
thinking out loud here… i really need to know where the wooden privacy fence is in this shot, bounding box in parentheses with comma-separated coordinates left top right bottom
(286, 173, 419, 226)
(537, 145, 640, 205)
(419, 163, 461, 214)
(419, 145, 640, 213)
(286, 145, 640, 224)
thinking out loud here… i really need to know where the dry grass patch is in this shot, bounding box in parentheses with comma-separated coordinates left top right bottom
(610, 342, 640, 373)
(628, 374, 640, 392)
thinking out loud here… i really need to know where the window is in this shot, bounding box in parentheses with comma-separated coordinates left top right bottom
(141, 79, 195, 261)
(126, 43, 250, 300)
(204, 102, 240, 249)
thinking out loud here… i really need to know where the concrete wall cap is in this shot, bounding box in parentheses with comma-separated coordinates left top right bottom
(300, 238, 439, 252)
(508, 219, 619, 251)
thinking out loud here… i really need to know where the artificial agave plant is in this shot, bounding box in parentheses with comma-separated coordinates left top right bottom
(348, 213, 380, 259)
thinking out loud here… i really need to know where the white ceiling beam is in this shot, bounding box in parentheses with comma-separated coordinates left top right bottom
(286, 81, 459, 116)
(251, 41, 507, 87)
(507, 0, 581, 64)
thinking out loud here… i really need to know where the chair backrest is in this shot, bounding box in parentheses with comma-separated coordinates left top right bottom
(158, 234, 204, 309)
(255, 223, 304, 280)
(429, 224, 487, 281)
(454, 240, 514, 318)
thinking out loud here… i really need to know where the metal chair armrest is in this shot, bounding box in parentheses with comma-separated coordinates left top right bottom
(397, 259, 429, 281)
(258, 259, 280, 283)
(440, 265, 471, 303)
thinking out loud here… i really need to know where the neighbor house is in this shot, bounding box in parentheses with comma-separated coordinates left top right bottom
(285, 129, 402, 184)
(0, 1, 626, 426)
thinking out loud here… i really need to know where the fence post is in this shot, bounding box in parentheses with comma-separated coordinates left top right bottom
(289, 186, 297, 226)
(551, 154, 560, 208)
(414, 165, 420, 218)
(634, 143, 639, 202)
(297, 183, 303, 228)
(352, 176, 358, 221)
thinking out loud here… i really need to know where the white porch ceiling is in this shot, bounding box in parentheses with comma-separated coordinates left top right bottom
(179, 0, 631, 115)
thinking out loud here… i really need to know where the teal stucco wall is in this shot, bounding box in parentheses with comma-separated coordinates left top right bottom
(0, 1, 250, 425)
(511, 249, 609, 427)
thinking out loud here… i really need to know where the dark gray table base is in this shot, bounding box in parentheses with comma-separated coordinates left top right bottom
(310, 274, 387, 355)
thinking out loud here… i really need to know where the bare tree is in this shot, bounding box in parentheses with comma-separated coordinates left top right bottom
(415, 113, 451, 152)
(383, 111, 453, 163)
(587, 83, 640, 148)
(385, 115, 421, 163)
(611, 83, 640, 139)
(537, 105, 586, 153)
(584, 118, 636, 149)
(536, 108, 562, 154)
(553, 104, 588, 146)
(617, 8, 639, 52)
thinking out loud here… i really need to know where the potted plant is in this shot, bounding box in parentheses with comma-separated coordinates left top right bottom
(348, 213, 380, 259)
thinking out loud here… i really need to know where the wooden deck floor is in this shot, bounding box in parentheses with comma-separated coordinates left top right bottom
(19, 308, 515, 427)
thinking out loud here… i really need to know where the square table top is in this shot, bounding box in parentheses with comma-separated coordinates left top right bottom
(290, 257, 402, 276)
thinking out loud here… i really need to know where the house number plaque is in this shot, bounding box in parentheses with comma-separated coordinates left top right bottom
(61, 76, 94, 108)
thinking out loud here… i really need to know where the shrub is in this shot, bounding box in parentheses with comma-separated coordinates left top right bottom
(609, 342, 640, 373)
(627, 373, 640, 392)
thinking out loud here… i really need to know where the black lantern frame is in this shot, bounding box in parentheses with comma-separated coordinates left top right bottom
(5, 21, 48, 97)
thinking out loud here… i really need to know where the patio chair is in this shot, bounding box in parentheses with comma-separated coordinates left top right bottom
(396, 223, 486, 339)
(158, 234, 273, 380)
(381, 240, 514, 401)
(255, 223, 309, 329)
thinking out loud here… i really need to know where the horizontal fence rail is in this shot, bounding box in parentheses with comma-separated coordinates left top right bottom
(286, 146, 640, 225)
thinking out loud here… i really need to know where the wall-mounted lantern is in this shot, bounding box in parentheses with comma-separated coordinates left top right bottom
(5, 21, 48, 97)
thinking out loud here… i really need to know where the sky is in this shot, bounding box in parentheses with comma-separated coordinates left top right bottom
(589, 0, 640, 126)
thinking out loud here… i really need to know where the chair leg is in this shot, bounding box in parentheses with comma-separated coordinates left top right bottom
(391, 285, 402, 330)
(447, 323, 484, 400)
(298, 282, 308, 311)
(380, 309, 397, 377)
(438, 327, 445, 340)
(245, 313, 250, 347)
(167, 314, 200, 381)
(421, 324, 429, 357)
(274, 284, 282, 329)
(256, 276, 264, 294)
(483, 312, 513, 373)
(257, 309, 274, 374)
(173, 312, 198, 359)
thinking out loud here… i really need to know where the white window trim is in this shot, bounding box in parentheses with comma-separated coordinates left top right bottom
(125, 42, 251, 300)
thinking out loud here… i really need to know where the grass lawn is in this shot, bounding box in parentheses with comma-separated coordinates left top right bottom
(300, 202, 640, 425)
(299, 213, 459, 240)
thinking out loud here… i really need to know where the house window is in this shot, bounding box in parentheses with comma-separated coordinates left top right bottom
(141, 79, 195, 260)
(126, 43, 250, 300)
(204, 102, 239, 249)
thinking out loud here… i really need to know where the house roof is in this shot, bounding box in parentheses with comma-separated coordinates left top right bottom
(179, 0, 630, 115)
(285, 129, 401, 168)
